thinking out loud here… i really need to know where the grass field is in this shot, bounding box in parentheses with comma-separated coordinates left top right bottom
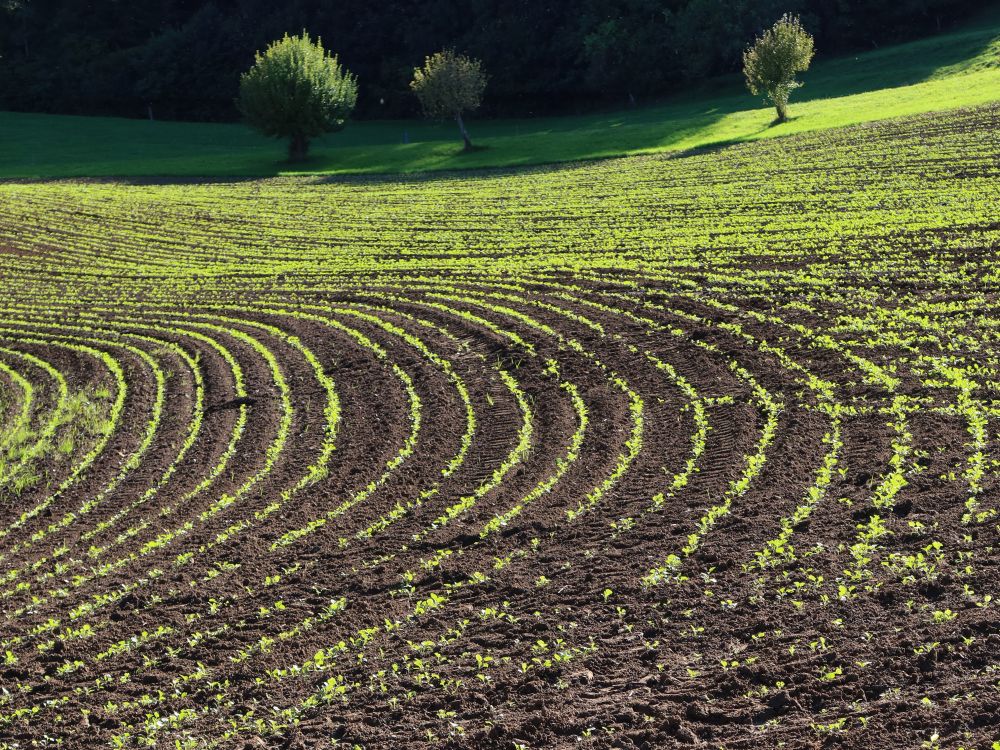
(2, 10, 999, 178)
(0, 102, 999, 747)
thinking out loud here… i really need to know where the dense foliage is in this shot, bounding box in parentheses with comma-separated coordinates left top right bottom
(0, 0, 985, 121)
(743, 14, 815, 122)
(238, 33, 357, 161)
(410, 50, 487, 149)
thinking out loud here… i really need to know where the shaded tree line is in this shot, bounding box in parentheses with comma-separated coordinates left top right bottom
(0, 0, 984, 121)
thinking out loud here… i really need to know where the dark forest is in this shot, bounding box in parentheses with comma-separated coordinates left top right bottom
(0, 0, 981, 121)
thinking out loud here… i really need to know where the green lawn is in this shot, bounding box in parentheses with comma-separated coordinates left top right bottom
(2, 10, 999, 179)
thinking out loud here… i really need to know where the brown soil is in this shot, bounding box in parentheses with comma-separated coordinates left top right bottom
(0, 106, 998, 749)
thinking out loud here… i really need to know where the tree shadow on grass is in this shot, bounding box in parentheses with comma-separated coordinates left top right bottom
(1, 14, 995, 184)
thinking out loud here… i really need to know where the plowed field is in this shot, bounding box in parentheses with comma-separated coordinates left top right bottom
(1, 105, 999, 749)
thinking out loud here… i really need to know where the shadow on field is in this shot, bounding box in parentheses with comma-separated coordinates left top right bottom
(1, 11, 996, 183)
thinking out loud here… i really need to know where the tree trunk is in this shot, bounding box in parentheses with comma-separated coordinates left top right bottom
(288, 133, 309, 162)
(772, 90, 789, 124)
(456, 113, 473, 151)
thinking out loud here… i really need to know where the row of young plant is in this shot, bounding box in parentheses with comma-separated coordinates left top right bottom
(0, 329, 126, 551)
(92, 298, 560, 742)
(0, 314, 325, 699)
(505, 277, 960, 733)
(0, 322, 173, 573)
(0, 345, 69, 498)
(0, 302, 516, 736)
(0, 318, 263, 631)
(82, 289, 654, 743)
(0, 284, 984, 750)
(0, 313, 339, 668)
(194, 282, 773, 743)
(94, 276, 908, 748)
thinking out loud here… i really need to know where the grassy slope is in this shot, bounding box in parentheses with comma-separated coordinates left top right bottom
(1, 10, 999, 179)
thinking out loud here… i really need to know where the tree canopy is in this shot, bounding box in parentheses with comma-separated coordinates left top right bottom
(238, 32, 357, 161)
(411, 50, 487, 149)
(743, 14, 815, 122)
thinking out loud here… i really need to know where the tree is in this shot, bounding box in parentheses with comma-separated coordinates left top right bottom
(410, 49, 487, 150)
(238, 32, 357, 162)
(743, 14, 815, 124)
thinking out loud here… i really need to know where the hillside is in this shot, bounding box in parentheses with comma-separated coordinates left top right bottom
(1, 12, 998, 179)
(2, 7, 1000, 748)
(1, 102, 998, 748)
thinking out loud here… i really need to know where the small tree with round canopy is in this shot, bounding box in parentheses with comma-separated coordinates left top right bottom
(238, 32, 358, 162)
(743, 14, 815, 124)
(410, 50, 487, 151)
